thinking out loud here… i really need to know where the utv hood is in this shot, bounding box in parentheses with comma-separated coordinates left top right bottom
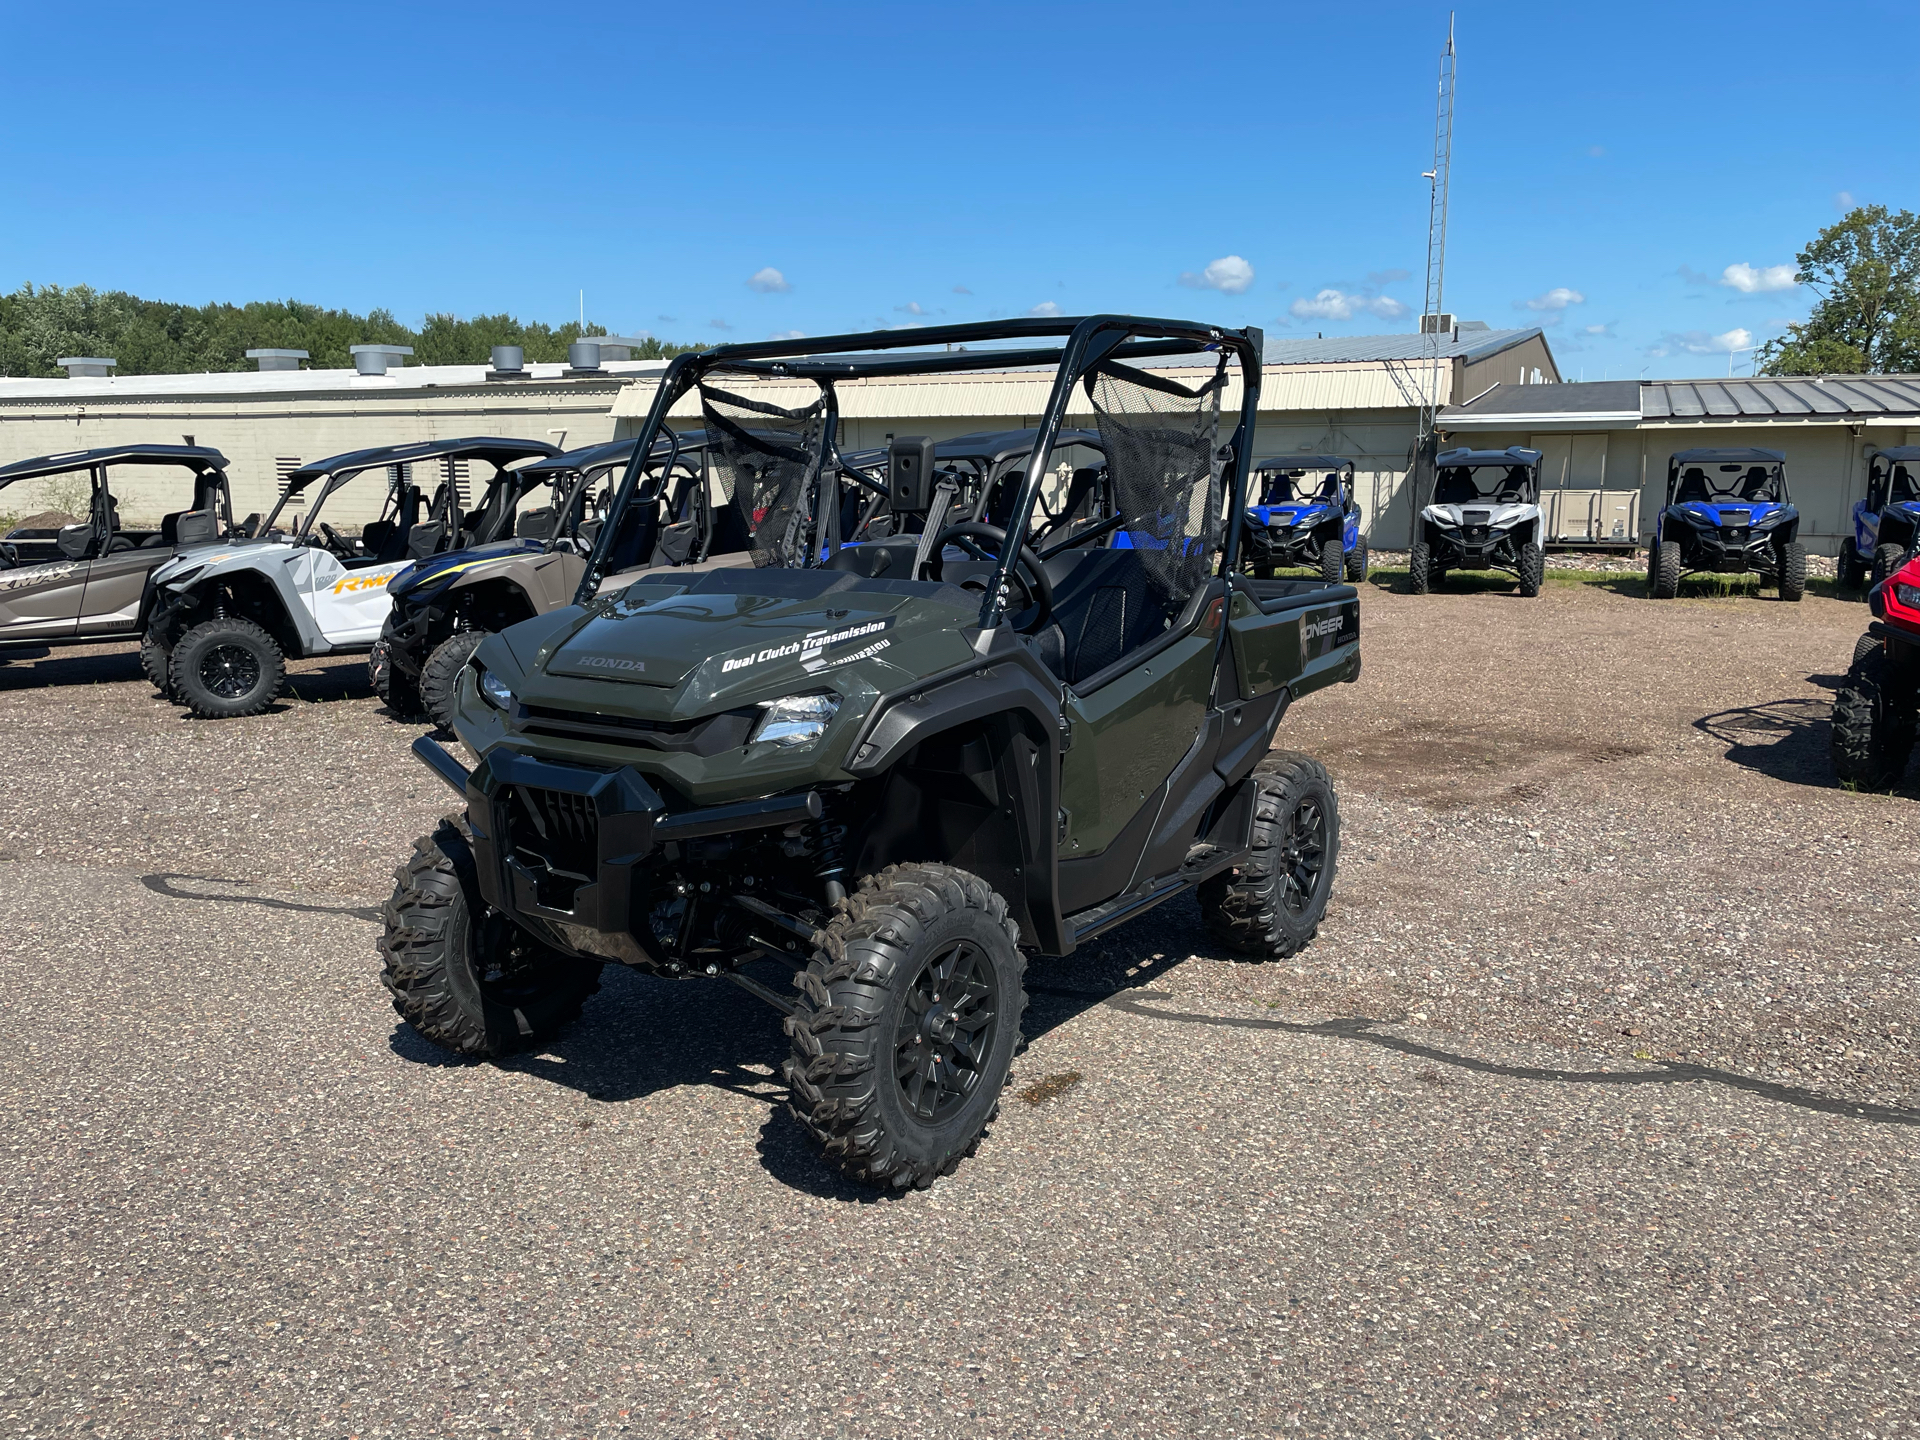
(389, 538, 543, 598)
(1247, 502, 1332, 528)
(1423, 501, 1539, 530)
(1667, 501, 1795, 526)
(534, 572, 980, 705)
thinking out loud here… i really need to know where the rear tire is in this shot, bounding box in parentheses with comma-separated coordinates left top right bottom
(1198, 752, 1340, 959)
(168, 616, 284, 719)
(1831, 647, 1919, 789)
(1408, 542, 1432, 595)
(1650, 540, 1681, 599)
(380, 816, 602, 1057)
(784, 862, 1027, 1189)
(139, 631, 174, 698)
(1873, 543, 1905, 588)
(1838, 545, 1867, 590)
(1319, 538, 1343, 583)
(1517, 542, 1544, 598)
(1346, 536, 1369, 582)
(420, 630, 488, 731)
(1776, 540, 1806, 602)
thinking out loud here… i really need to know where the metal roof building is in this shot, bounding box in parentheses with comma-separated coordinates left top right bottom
(1441, 376, 1920, 551)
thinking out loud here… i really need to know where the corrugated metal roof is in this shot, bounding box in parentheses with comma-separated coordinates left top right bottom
(1260, 326, 1543, 365)
(1644, 375, 1920, 419)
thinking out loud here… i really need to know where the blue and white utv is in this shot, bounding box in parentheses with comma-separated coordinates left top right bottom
(1242, 454, 1366, 582)
(1839, 446, 1920, 591)
(1646, 447, 1803, 602)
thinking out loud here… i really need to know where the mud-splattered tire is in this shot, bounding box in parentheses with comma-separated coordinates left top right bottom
(1409, 542, 1432, 595)
(1198, 751, 1341, 959)
(1776, 541, 1806, 602)
(139, 631, 175, 698)
(784, 862, 1027, 1190)
(421, 630, 488, 731)
(380, 815, 602, 1057)
(1831, 647, 1919, 789)
(1873, 543, 1905, 588)
(1346, 537, 1369, 583)
(1319, 539, 1343, 583)
(1517, 542, 1545, 598)
(168, 616, 284, 719)
(1650, 540, 1681, 599)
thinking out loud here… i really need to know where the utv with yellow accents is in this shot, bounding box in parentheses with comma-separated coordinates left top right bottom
(384, 318, 1360, 1189)
(143, 437, 556, 718)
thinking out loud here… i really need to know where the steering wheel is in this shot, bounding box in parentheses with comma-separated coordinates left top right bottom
(317, 522, 355, 559)
(922, 521, 1053, 634)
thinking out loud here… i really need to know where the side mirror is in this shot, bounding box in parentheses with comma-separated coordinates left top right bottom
(57, 523, 95, 560)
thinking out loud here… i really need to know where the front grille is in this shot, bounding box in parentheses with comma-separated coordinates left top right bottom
(1463, 509, 1491, 524)
(506, 785, 600, 909)
(519, 703, 757, 756)
(1721, 526, 1750, 543)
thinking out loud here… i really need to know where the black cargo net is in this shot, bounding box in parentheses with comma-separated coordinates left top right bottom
(699, 381, 829, 567)
(1082, 356, 1229, 608)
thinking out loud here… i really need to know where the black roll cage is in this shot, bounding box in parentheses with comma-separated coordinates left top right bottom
(581, 316, 1264, 629)
(1253, 455, 1354, 506)
(264, 438, 561, 541)
(1664, 447, 1789, 507)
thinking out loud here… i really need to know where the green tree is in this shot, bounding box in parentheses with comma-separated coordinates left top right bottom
(1759, 205, 1920, 375)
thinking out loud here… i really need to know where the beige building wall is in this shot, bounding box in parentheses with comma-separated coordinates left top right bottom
(0, 381, 624, 527)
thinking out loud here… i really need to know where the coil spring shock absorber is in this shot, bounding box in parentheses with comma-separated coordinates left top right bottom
(813, 807, 850, 908)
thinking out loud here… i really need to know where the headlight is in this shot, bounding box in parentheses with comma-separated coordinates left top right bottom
(1685, 508, 1713, 523)
(1894, 583, 1920, 611)
(1753, 510, 1783, 527)
(478, 669, 514, 711)
(750, 692, 840, 748)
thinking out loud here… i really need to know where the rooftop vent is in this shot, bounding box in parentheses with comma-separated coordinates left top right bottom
(56, 357, 117, 378)
(350, 344, 413, 376)
(245, 348, 308, 372)
(593, 335, 651, 363)
(1418, 313, 1456, 335)
(566, 341, 602, 372)
(486, 345, 528, 382)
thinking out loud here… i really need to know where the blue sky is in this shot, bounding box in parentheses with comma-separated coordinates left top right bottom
(2, 0, 1914, 380)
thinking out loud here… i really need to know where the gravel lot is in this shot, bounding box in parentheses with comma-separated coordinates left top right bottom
(2, 572, 1916, 1438)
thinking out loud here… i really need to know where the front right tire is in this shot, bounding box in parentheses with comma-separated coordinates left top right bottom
(1650, 540, 1681, 599)
(1409, 541, 1432, 595)
(785, 862, 1027, 1190)
(1517, 541, 1544, 598)
(1872, 543, 1905, 588)
(169, 616, 285, 719)
(381, 816, 602, 1057)
(420, 630, 488, 730)
(1346, 536, 1370, 583)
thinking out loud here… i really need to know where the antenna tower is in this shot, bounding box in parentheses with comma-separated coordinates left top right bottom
(1411, 15, 1456, 544)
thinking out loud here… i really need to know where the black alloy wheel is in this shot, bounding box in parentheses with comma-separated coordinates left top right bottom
(198, 642, 261, 700)
(895, 939, 1000, 1125)
(1276, 791, 1329, 916)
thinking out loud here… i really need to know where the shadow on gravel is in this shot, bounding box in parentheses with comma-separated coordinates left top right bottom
(0, 648, 143, 689)
(280, 661, 378, 705)
(1694, 695, 1834, 788)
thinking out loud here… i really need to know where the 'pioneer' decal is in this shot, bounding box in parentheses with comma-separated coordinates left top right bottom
(1299, 601, 1359, 664)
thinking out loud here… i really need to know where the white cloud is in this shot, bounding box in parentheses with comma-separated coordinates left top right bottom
(1659, 327, 1754, 356)
(1720, 262, 1796, 294)
(952, 284, 972, 295)
(1288, 288, 1407, 322)
(1027, 301, 1063, 317)
(1583, 323, 1614, 337)
(767, 329, 805, 341)
(1835, 190, 1855, 211)
(895, 301, 930, 316)
(746, 267, 791, 294)
(1522, 286, 1585, 312)
(1178, 255, 1255, 294)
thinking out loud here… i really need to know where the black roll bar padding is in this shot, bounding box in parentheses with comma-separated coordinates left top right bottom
(411, 735, 473, 795)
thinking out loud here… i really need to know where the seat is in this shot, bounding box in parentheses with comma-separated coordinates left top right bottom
(1031, 548, 1175, 687)
(1740, 467, 1773, 500)
(1675, 468, 1711, 504)
(1434, 470, 1476, 504)
(360, 519, 399, 559)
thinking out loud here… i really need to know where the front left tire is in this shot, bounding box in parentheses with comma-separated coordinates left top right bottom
(420, 630, 488, 730)
(169, 616, 285, 719)
(1517, 541, 1545, 598)
(1831, 647, 1919, 789)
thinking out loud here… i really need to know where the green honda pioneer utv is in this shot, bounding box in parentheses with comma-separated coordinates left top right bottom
(383, 316, 1361, 1189)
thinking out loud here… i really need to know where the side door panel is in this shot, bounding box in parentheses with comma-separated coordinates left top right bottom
(1057, 630, 1215, 862)
(307, 555, 416, 646)
(76, 549, 170, 635)
(0, 557, 90, 640)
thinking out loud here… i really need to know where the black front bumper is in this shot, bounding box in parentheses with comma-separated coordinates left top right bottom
(437, 747, 822, 966)
(1244, 525, 1321, 568)
(1680, 529, 1779, 574)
